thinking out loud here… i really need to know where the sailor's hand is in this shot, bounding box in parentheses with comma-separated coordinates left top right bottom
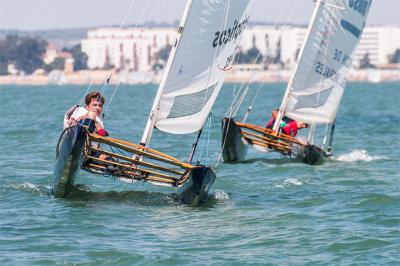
(67, 118, 78, 127)
(87, 111, 96, 120)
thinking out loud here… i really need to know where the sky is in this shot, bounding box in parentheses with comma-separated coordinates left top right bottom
(0, 0, 399, 31)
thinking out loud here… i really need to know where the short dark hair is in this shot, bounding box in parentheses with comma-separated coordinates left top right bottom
(85, 91, 105, 106)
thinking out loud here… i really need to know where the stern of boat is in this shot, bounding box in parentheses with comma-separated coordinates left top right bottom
(296, 144, 329, 165)
(221, 117, 249, 163)
(177, 166, 216, 206)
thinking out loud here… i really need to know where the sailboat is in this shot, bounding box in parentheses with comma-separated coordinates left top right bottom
(222, 0, 372, 165)
(53, 0, 252, 206)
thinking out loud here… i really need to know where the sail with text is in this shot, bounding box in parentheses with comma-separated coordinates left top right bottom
(277, 0, 372, 125)
(144, 0, 252, 138)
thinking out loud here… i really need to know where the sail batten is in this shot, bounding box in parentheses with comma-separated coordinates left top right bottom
(143, 0, 251, 138)
(277, 0, 372, 126)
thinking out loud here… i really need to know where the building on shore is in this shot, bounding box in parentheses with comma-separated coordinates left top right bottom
(81, 25, 400, 73)
(81, 28, 176, 72)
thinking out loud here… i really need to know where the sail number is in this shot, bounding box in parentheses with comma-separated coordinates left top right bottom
(333, 49, 352, 67)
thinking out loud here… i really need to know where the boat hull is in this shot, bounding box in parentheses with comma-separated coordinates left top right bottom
(296, 144, 329, 165)
(177, 166, 216, 206)
(52, 126, 84, 198)
(221, 117, 248, 163)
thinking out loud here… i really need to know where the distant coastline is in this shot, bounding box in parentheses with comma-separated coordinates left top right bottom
(0, 68, 398, 86)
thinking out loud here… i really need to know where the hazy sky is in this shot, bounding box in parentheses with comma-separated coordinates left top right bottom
(0, 0, 399, 31)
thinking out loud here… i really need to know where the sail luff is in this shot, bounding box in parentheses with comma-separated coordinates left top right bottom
(140, 0, 193, 147)
(273, 0, 323, 132)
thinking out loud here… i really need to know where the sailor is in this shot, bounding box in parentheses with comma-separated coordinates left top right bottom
(64, 91, 108, 136)
(265, 108, 293, 129)
(265, 108, 308, 137)
(281, 120, 309, 137)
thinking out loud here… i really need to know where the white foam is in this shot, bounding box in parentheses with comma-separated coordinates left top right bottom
(283, 178, 303, 186)
(213, 189, 229, 200)
(335, 149, 387, 162)
(12, 182, 40, 191)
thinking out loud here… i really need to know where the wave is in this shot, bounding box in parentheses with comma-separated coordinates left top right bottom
(335, 149, 388, 162)
(275, 178, 303, 188)
(4, 182, 52, 195)
(213, 189, 229, 200)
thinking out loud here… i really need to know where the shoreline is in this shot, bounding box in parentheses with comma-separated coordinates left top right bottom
(0, 68, 398, 85)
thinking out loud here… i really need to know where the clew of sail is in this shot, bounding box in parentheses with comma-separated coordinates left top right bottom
(281, 0, 372, 125)
(153, 0, 252, 135)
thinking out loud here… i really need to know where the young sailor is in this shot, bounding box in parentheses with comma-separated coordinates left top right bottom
(64, 91, 108, 136)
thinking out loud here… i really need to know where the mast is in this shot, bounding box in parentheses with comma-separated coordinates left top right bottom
(140, 0, 193, 147)
(273, 0, 324, 132)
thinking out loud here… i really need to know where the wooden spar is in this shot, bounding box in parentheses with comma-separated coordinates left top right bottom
(242, 136, 291, 153)
(85, 155, 180, 181)
(84, 163, 178, 185)
(235, 121, 305, 145)
(88, 134, 195, 169)
(90, 147, 185, 176)
(80, 131, 202, 187)
(93, 134, 184, 163)
(241, 131, 292, 150)
(249, 140, 290, 153)
(241, 130, 292, 148)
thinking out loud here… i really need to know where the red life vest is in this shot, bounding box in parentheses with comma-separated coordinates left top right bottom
(282, 121, 298, 137)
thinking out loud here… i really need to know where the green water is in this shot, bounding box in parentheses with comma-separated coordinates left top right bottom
(0, 82, 399, 265)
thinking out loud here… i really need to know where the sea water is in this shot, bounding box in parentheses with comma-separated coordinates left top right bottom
(0, 82, 399, 265)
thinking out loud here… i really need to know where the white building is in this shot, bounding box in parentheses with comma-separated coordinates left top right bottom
(81, 25, 400, 71)
(81, 27, 176, 72)
(240, 25, 307, 68)
(353, 26, 400, 67)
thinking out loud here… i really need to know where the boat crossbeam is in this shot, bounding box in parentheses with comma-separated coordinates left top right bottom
(81, 132, 194, 187)
(235, 121, 305, 155)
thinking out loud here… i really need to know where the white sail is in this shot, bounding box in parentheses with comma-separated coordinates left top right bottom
(279, 0, 372, 125)
(143, 0, 252, 140)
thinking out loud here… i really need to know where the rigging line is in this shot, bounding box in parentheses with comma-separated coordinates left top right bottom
(225, 0, 300, 119)
(142, 0, 161, 30)
(79, 80, 93, 106)
(231, 85, 250, 118)
(194, 0, 231, 164)
(99, 73, 113, 97)
(103, 80, 122, 117)
(119, 0, 138, 28)
(215, 118, 230, 169)
(217, 0, 299, 167)
(309, 3, 335, 141)
(205, 113, 212, 163)
(231, 0, 293, 104)
(274, 0, 320, 132)
(85, 0, 136, 91)
(82, 0, 137, 100)
(133, 0, 152, 30)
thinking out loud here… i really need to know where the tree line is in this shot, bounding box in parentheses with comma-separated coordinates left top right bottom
(0, 35, 88, 75)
